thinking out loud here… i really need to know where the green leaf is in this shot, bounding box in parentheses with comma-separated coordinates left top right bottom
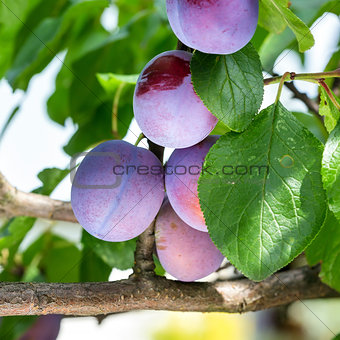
(191, 44, 264, 132)
(0, 217, 36, 268)
(324, 48, 340, 89)
(153, 254, 165, 276)
(0, 168, 68, 270)
(0, 316, 37, 340)
(34, 167, 69, 195)
(97, 72, 139, 95)
(0, 104, 21, 142)
(210, 121, 230, 136)
(22, 233, 86, 283)
(306, 210, 340, 292)
(22, 234, 45, 267)
(63, 101, 113, 155)
(6, 0, 109, 90)
(80, 247, 112, 282)
(198, 102, 326, 281)
(250, 25, 270, 51)
(41, 235, 81, 283)
(319, 87, 340, 133)
(63, 96, 134, 155)
(292, 111, 328, 144)
(46, 65, 72, 126)
(258, 0, 315, 52)
(259, 29, 295, 71)
(322, 121, 340, 221)
(259, 0, 338, 71)
(6, 16, 63, 89)
(0, 0, 42, 78)
(94, 72, 138, 143)
(22, 235, 46, 282)
(11, 0, 69, 56)
(82, 230, 136, 270)
(259, 0, 288, 34)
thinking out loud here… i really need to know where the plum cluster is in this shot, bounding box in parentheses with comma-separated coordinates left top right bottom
(72, 2, 260, 281)
(71, 136, 223, 281)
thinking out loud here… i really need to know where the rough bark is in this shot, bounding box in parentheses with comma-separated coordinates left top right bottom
(131, 140, 164, 278)
(0, 266, 336, 316)
(132, 221, 156, 277)
(0, 172, 76, 223)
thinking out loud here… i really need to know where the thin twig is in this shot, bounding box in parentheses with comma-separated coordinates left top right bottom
(264, 69, 340, 86)
(284, 82, 319, 115)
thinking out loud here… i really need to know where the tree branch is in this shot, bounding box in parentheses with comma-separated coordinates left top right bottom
(131, 221, 156, 277)
(0, 172, 76, 223)
(0, 266, 336, 316)
(131, 140, 165, 278)
(284, 82, 319, 115)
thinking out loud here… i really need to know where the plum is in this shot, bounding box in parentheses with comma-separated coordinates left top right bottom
(133, 50, 217, 148)
(166, 0, 259, 54)
(71, 140, 164, 242)
(19, 315, 62, 340)
(155, 199, 224, 281)
(165, 135, 219, 231)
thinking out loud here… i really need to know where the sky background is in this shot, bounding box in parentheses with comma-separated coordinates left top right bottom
(0, 9, 339, 340)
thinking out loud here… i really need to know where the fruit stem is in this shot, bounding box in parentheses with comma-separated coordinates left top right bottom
(176, 39, 192, 52)
(134, 133, 145, 146)
(319, 80, 340, 111)
(112, 82, 125, 138)
(275, 72, 290, 104)
(264, 69, 340, 86)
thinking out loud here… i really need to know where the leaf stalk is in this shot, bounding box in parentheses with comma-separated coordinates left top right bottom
(319, 80, 340, 111)
(275, 72, 290, 104)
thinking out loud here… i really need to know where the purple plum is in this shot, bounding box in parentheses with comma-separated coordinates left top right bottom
(19, 315, 62, 340)
(155, 199, 224, 281)
(165, 135, 219, 231)
(133, 50, 217, 148)
(71, 140, 164, 242)
(166, 0, 259, 54)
